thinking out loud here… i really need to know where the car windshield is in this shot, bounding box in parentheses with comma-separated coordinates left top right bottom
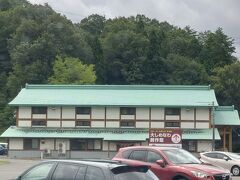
(227, 152, 240, 159)
(163, 149, 201, 164)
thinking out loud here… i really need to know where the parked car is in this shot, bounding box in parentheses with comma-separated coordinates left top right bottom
(113, 146, 231, 180)
(15, 159, 159, 180)
(200, 151, 240, 176)
(0, 145, 7, 155)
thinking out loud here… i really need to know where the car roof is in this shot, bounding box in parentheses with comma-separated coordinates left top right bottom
(42, 159, 127, 169)
(120, 145, 180, 151)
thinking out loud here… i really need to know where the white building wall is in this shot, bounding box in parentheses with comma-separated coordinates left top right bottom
(76, 114, 90, 119)
(18, 107, 31, 119)
(197, 141, 212, 152)
(151, 108, 164, 120)
(196, 122, 209, 129)
(196, 108, 209, 120)
(61, 121, 75, 127)
(109, 142, 117, 151)
(91, 107, 105, 119)
(9, 138, 23, 150)
(166, 115, 180, 120)
(91, 121, 105, 128)
(181, 108, 194, 120)
(136, 121, 149, 128)
(136, 108, 149, 120)
(106, 107, 119, 119)
(102, 141, 108, 151)
(47, 121, 61, 127)
(121, 115, 135, 120)
(47, 107, 61, 119)
(181, 122, 194, 128)
(150, 122, 164, 128)
(40, 139, 55, 150)
(62, 107, 75, 119)
(106, 121, 119, 128)
(18, 120, 31, 127)
(32, 114, 46, 119)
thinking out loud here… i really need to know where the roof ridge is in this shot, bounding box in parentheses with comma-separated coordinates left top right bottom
(215, 106, 235, 111)
(25, 84, 212, 90)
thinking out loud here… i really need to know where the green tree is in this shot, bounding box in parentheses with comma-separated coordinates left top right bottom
(166, 54, 209, 85)
(211, 62, 240, 110)
(199, 28, 236, 73)
(48, 56, 96, 84)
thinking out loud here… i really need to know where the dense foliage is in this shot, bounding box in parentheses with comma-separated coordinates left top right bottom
(0, 0, 239, 132)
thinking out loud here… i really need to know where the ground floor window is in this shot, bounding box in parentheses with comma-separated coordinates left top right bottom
(182, 140, 197, 152)
(70, 139, 102, 151)
(116, 142, 135, 151)
(24, 139, 40, 150)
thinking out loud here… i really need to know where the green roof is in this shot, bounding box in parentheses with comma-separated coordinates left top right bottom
(182, 128, 220, 140)
(1, 126, 148, 141)
(9, 84, 218, 107)
(1, 126, 220, 141)
(214, 106, 240, 126)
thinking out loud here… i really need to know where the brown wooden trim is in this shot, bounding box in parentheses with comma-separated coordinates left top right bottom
(54, 139, 56, 150)
(16, 107, 19, 127)
(149, 107, 151, 128)
(209, 108, 211, 128)
(179, 108, 182, 128)
(164, 108, 166, 128)
(31, 107, 33, 127)
(134, 109, 136, 128)
(194, 108, 196, 128)
(104, 107, 107, 128)
(60, 107, 62, 127)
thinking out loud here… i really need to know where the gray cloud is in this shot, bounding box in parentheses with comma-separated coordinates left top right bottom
(28, 0, 240, 57)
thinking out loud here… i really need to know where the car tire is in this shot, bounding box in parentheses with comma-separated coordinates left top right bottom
(173, 176, 188, 180)
(231, 165, 240, 176)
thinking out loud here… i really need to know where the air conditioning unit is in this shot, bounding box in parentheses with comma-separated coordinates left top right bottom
(58, 142, 66, 154)
(44, 149, 51, 154)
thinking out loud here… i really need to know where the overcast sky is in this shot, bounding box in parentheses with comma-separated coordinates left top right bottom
(28, 0, 240, 58)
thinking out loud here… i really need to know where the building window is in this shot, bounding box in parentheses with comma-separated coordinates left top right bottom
(76, 120, 90, 127)
(120, 107, 136, 115)
(120, 121, 135, 127)
(32, 107, 47, 114)
(165, 122, 180, 128)
(165, 108, 180, 116)
(24, 139, 39, 150)
(182, 140, 197, 152)
(32, 120, 46, 126)
(70, 139, 101, 151)
(76, 107, 91, 115)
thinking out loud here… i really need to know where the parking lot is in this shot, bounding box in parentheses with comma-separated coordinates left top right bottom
(0, 157, 240, 180)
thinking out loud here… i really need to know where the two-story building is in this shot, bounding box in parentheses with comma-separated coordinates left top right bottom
(1, 84, 240, 158)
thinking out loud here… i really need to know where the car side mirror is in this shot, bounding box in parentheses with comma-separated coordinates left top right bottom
(223, 156, 229, 161)
(156, 160, 165, 168)
(16, 176, 21, 180)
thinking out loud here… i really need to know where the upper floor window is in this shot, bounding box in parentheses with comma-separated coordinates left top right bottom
(32, 107, 47, 114)
(32, 120, 46, 126)
(76, 107, 91, 115)
(165, 122, 180, 128)
(120, 107, 136, 115)
(76, 120, 90, 127)
(165, 108, 180, 116)
(120, 121, 135, 127)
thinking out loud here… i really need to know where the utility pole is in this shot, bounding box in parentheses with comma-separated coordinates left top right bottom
(211, 101, 215, 151)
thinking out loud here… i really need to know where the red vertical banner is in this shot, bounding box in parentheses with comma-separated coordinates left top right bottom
(149, 129, 182, 147)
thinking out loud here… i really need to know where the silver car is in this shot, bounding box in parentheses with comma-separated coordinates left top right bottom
(200, 151, 240, 176)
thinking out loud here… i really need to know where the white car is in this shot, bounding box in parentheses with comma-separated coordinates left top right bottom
(200, 151, 240, 176)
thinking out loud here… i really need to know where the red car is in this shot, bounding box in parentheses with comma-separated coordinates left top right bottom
(113, 146, 231, 180)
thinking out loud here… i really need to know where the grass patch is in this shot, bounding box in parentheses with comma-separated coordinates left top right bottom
(0, 160, 9, 165)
